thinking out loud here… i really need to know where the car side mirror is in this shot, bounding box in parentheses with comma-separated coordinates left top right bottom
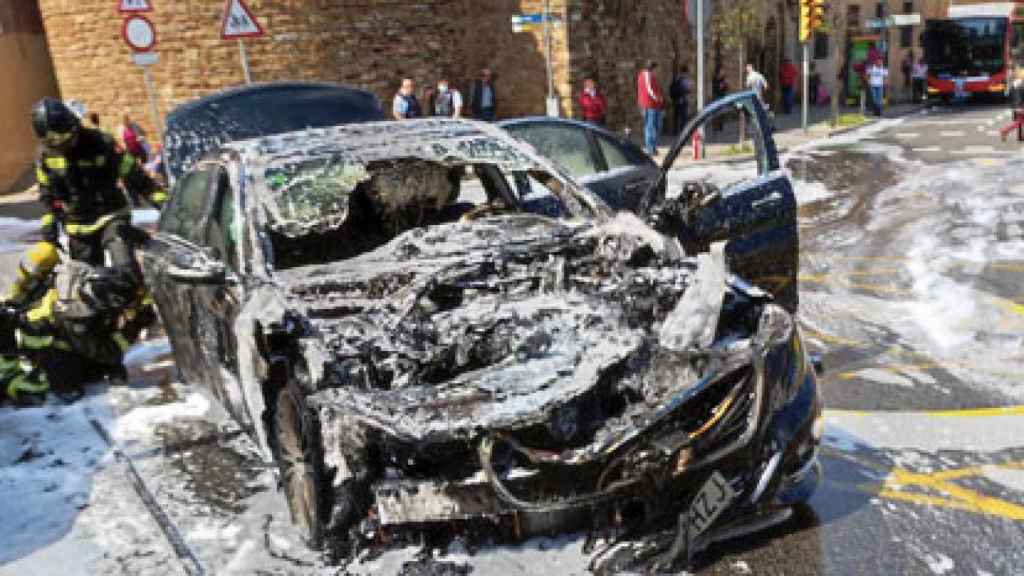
(166, 250, 226, 285)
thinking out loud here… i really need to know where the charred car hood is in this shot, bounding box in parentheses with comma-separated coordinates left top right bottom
(276, 214, 749, 445)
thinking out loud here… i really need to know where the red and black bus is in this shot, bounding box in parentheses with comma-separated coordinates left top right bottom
(924, 2, 1024, 101)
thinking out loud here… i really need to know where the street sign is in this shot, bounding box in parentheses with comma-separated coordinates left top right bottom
(890, 14, 922, 26)
(865, 14, 921, 29)
(221, 0, 264, 39)
(122, 15, 156, 52)
(511, 13, 560, 25)
(118, 0, 152, 13)
(132, 52, 159, 67)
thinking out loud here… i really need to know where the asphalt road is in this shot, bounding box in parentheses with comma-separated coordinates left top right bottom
(1, 104, 1022, 575)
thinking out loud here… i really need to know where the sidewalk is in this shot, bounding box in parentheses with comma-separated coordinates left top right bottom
(655, 101, 924, 164)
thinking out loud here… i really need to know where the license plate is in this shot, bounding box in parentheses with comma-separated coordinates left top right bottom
(688, 471, 737, 536)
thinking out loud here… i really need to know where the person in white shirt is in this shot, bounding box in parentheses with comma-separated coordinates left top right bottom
(867, 61, 888, 117)
(912, 58, 928, 102)
(745, 63, 769, 108)
(430, 79, 463, 118)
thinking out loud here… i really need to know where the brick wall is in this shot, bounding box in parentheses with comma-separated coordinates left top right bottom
(567, 0, 694, 135)
(36, 0, 576, 139)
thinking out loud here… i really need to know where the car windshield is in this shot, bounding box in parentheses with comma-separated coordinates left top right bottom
(264, 155, 588, 270)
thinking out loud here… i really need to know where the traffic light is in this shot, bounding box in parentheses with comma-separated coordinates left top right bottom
(800, 0, 827, 43)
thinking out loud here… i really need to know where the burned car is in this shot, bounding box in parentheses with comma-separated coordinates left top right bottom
(142, 95, 820, 569)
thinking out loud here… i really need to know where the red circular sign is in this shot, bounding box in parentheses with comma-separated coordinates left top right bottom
(122, 15, 157, 52)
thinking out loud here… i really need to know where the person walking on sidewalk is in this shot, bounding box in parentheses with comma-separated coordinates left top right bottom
(578, 77, 607, 125)
(669, 66, 691, 135)
(779, 58, 798, 114)
(867, 60, 888, 116)
(469, 68, 498, 121)
(745, 63, 769, 109)
(392, 79, 422, 120)
(637, 60, 665, 156)
(912, 57, 928, 103)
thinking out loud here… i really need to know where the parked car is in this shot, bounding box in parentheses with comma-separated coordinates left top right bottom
(499, 117, 661, 213)
(143, 91, 819, 569)
(162, 82, 385, 185)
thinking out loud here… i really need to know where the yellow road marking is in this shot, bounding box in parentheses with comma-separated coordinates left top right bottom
(824, 449, 1024, 521)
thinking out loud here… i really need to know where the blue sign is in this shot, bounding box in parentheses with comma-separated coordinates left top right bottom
(511, 13, 545, 24)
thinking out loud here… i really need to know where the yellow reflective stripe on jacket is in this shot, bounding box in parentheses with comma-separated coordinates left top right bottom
(119, 153, 136, 177)
(113, 333, 131, 353)
(40, 213, 56, 228)
(65, 213, 118, 236)
(25, 288, 58, 324)
(7, 372, 49, 398)
(36, 166, 49, 185)
(44, 156, 68, 171)
(151, 190, 168, 205)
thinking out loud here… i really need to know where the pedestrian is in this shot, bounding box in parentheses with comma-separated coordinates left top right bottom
(912, 57, 928, 103)
(30, 98, 165, 315)
(636, 59, 665, 156)
(469, 68, 497, 121)
(779, 58, 798, 114)
(901, 52, 913, 101)
(745, 63, 769, 108)
(867, 59, 888, 116)
(670, 65, 691, 135)
(119, 114, 149, 163)
(429, 78, 463, 118)
(392, 78, 422, 120)
(578, 77, 607, 125)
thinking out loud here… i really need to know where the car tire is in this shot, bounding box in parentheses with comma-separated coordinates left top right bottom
(273, 377, 326, 549)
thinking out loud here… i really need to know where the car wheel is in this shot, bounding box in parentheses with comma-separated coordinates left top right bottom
(274, 379, 326, 549)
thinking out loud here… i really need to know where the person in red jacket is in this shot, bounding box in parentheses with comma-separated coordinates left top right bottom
(779, 58, 799, 114)
(578, 77, 607, 125)
(637, 59, 665, 156)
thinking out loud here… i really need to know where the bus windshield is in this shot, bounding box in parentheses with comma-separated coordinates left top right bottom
(926, 17, 1007, 76)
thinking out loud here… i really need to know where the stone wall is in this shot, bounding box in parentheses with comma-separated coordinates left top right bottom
(567, 0, 694, 135)
(36, 0, 572, 139)
(0, 0, 60, 193)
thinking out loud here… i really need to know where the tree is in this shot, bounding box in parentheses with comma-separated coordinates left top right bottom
(713, 0, 767, 143)
(823, 0, 851, 127)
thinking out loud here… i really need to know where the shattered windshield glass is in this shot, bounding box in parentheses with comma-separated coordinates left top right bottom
(265, 158, 370, 237)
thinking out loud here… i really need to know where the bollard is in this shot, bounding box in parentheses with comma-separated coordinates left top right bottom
(692, 129, 702, 160)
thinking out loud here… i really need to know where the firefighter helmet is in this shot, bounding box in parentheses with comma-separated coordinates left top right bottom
(31, 98, 80, 149)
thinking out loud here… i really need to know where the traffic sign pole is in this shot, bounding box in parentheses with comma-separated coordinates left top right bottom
(238, 39, 251, 84)
(802, 42, 810, 133)
(696, 0, 705, 159)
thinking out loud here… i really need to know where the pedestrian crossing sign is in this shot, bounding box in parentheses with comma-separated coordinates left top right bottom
(221, 0, 264, 40)
(118, 0, 152, 13)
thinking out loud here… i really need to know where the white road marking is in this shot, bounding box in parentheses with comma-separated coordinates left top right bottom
(895, 133, 920, 139)
(978, 125, 988, 133)
(912, 146, 942, 153)
(940, 130, 966, 137)
(953, 146, 1016, 155)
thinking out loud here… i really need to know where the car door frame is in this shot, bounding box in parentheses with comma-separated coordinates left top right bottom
(188, 158, 257, 434)
(643, 91, 800, 312)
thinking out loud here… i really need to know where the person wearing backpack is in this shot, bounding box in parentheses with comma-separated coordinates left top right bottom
(430, 79, 464, 119)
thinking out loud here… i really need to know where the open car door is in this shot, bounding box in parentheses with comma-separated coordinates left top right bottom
(644, 91, 799, 312)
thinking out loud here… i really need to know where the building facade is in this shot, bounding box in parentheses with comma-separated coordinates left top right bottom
(0, 0, 59, 194)
(34, 0, 889, 148)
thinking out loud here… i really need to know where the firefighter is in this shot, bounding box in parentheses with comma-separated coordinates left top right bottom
(0, 242, 154, 405)
(31, 98, 167, 287)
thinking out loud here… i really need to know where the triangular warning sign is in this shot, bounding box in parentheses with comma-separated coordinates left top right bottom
(221, 0, 264, 39)
(119, 0, 152, 13)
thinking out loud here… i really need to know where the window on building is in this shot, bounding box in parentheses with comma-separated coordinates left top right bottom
(814, 32, 829, 60)
(847, 5, 861, 29)
(903, 1, 914, 13)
